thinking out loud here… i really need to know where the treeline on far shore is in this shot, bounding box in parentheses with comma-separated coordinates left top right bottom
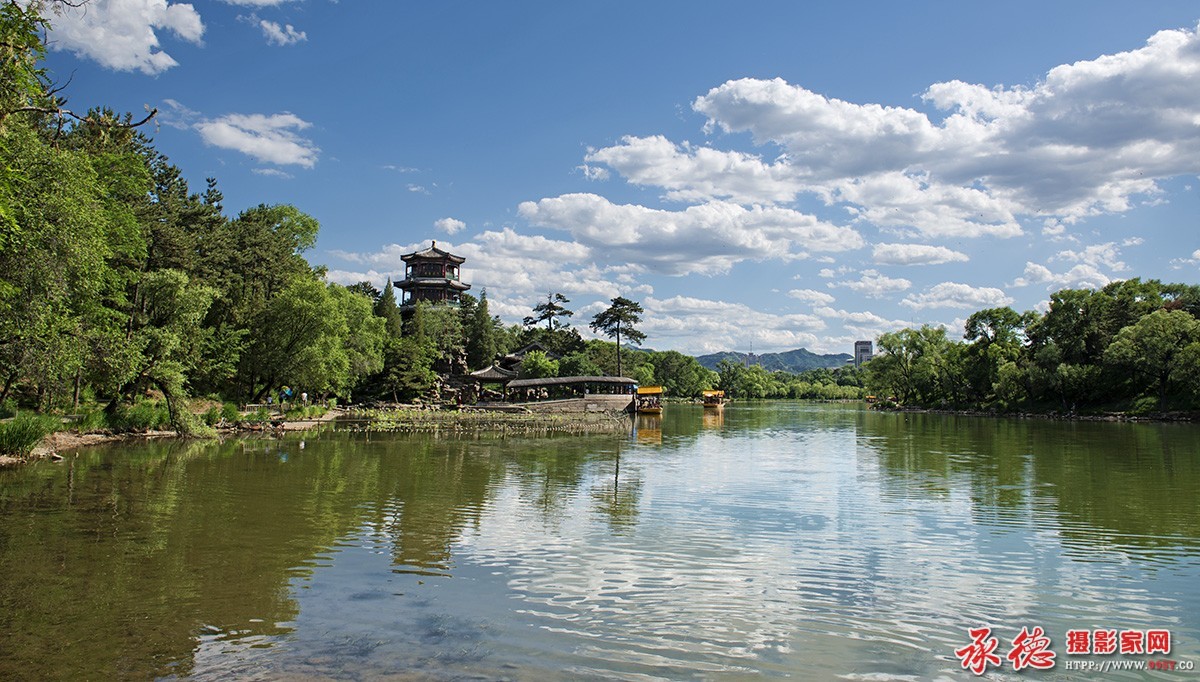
(863, 278, 1200, 415)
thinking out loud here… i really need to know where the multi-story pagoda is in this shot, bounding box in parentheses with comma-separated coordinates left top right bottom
(397, 240, 471, 308)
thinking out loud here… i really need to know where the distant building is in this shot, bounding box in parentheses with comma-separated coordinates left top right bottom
(397, 240, 470, 308)
(854, 340, 873, 367)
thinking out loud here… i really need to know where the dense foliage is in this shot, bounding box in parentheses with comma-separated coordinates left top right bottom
(864, 279, 1200, 413)
(0, 3, 389, 429)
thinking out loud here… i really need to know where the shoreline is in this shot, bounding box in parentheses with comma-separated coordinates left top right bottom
(873, 405, 1200, 423)
(2, 408, 348, 467)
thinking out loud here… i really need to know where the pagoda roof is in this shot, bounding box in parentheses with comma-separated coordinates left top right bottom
(401, 240, 466, 264)
(396, 278, 471, 291)
(469, 364, 518, 382)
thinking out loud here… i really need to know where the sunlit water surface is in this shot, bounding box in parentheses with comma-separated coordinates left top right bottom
(1, 403, 1198, 680)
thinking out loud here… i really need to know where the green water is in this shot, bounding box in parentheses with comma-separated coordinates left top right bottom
(0, 403, 1197, 680)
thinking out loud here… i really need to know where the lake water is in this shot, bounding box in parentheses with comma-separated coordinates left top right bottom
(1, 403, 1198, 680)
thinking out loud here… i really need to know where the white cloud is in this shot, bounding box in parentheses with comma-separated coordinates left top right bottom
(831, 269, 912, 298)
(435, 218, 466, 235)
(1010, 261, 1114, 290)
(258, 19, 306, 46)
(196, 112, 318, 167)
(1053, 241, 1131, 271)
(872, 243, 970, 266)
(576, 23, 1200, 242)
(43, 0, 204, 74)
(642, 296, 826, 354)
(251, 168, 292, 179)
(814, 307, 910, 339)
(518, 193, 864, 276)
(787, 289, 836, 306)
(587, 135, 803, 204)
(901, 282, 1014, 309)
(835, 172, 1021, 239)
(576, 164, 610, 181)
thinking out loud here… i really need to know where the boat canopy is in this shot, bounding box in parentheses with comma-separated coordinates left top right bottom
(637, 386, 664, 396)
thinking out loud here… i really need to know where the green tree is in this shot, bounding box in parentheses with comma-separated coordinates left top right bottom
(589, 296, 646, 377)
(460, 291, 498, 370)
(524, 292, 573, 330)
(519, 350, 559, 379)
(1104, 309, 1200, 409)
(649, 350, 712, 397)
(557, 351, 602, 377)
(374, 279, 402, 336)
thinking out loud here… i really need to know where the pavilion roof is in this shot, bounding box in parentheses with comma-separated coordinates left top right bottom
(396, 278, 471, 291)
(469, 365, 518, 381)
(401, 240, 466, 264)
(507, 376, 636, 389)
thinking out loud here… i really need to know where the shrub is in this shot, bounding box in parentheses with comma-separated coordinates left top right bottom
(76, 409, 110, 432)
(110, 399, 170, 432)
(0, 398, 18, 419)
(202, 406, 221, 427)
(221, 402, 241, 423)
(0, 413, 61, 456)
(244, 408, 272, 425)
(1130, 396, 1159, 416)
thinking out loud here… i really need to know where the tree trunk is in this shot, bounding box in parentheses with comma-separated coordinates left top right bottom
(616, 322, 622, 377)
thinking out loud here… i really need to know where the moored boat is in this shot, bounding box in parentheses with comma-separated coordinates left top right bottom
(635, 386, 664, 414)
(702, 389, 725, 409)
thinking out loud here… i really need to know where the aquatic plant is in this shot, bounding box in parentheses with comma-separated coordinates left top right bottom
(0, 413, 61, 456)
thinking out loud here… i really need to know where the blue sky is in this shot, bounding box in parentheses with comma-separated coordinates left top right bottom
(38, 1, 1200, 355)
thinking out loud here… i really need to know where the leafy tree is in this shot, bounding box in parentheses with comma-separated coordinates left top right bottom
(519, 350, 559, 379)
(373, 279, 402, 336)
(460, 291, 498, 370)
(524, 292, 573, 330)
(589, 296, 646, 377)
(557, 351, 602, 377)
(1104, 309, 1200, 409)
(350, 280, 382, 303)
(649, 350, 712, 397)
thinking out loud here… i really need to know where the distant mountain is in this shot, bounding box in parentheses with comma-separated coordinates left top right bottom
(694, 348, 853, 373)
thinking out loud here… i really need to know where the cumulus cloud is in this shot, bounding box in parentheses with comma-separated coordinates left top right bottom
(901, 282, 1014, 309)
(435, 218, 466, 235)
(579, 23, 1200, 244)
(518, 193, 863, 276)
(1053, 241, 1132, 271)
(1010, 262, 1113, 290)
(642, 296, 826, 354)
(815, 307, 910, 340)
(42, 0, 204, 74)
(258, 19, 306, 46)
(872, 242, 970, 266)
(831, 270, 913, 298)
(587, 135, 803, 204)
(196, 112, 319, 167)
(787, 288, 836, 306)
